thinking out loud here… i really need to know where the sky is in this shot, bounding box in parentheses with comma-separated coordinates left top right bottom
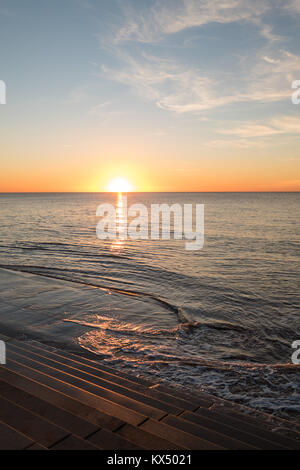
(1, 0, 300, 191)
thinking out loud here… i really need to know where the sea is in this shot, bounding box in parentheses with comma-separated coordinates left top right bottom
(0, 192, 299, 421)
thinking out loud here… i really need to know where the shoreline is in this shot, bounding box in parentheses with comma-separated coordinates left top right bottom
(0, 268, 300, 449)
(1, 331, 300, 449)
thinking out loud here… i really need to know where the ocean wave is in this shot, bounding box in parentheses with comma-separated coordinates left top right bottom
(0, 263, 180, 313)
(64, 317, 181, 336)
(177, 307, 247, 331)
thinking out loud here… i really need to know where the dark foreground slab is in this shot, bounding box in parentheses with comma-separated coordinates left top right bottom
(0, 337, 300, 450)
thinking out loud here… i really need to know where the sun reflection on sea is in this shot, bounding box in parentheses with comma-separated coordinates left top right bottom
(110, 192, 126, 253)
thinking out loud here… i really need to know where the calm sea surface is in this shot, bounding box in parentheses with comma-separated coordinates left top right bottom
(0, 192, 299, 420)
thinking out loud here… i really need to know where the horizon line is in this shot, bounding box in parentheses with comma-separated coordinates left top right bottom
(0, 191, 299, 194)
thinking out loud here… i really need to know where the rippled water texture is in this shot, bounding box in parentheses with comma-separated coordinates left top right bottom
(0, 192, 299, 420)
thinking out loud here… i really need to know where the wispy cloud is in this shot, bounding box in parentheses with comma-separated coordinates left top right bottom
(97, 0, 300, 115)
(115, 0, 300, 45)
(89, 100, 112, 113)
(96, 1, 300, 116)
(285, 0, 300, 14)
(220, 124, 280, 138)
(101, 47, 298, 114)
(89, 100, 126, 122)
(258, 23, 282, 43)
(219, 116, 300, 137)
(271, 115, 300, 134)
(65, 85, 91, 104)
(102, 54, 235, 114)
(204, 138, 266, 149)
(115, 0, 270, 44)
(262, 56, 279, 64)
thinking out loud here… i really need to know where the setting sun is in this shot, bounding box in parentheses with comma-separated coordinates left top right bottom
(106, 177, 134, 192)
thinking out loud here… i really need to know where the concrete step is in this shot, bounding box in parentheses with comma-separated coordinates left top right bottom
(87, 428, 143, 450)
(9, 341, 183, 416)
(195, 406, 300, 450)
(17, 340, 198, 412)
(163, 414, 257, 450)
(33, 341, 151, 387)
(4, 356, 146, 426)
(49, 435, 101, 450)
(181, 410, 284, 450)
(0, 365, 124, 431)
(0, 394, 70, 448)
(2, 338, 298, 450)
(0, 366, 178, 450)
(0, 378, 142, 450)
(0, 374, 145, 450)
(116, 423, 184, 450)
(0, 378, 99, 438)
(147, 383, 300, 449)
(0, 419, 35, 450)
(6, 344, 168, 421)
(38, 343, 214, 411)
(2, 352, 249, 450)
(26, 443, 47, 450)
(140, 418, 224, 450)
(153, 383, 215, 408)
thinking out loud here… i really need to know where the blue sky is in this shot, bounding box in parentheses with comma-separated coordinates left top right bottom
(1, 0, 300, 191)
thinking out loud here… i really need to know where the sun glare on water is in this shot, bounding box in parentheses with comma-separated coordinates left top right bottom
(106, 177, 134, 192)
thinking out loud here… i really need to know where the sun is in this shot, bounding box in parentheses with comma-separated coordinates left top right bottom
(106, 177, 134, 192)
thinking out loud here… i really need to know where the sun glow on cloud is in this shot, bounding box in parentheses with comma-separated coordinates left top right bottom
(106, 177, 134, 192)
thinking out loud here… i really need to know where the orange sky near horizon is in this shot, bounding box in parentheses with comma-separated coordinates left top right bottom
(1, 1, 300, 193)
(1, 163, 299, 192)
(1, 125, 300, 192)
